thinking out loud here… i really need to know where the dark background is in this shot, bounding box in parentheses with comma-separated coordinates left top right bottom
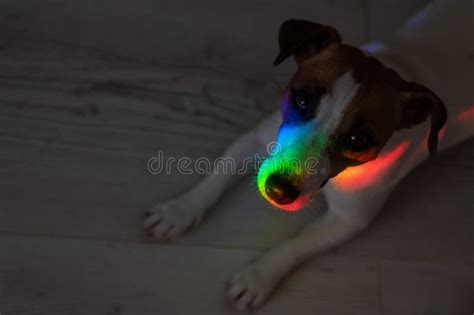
(0, 1, 472, 314)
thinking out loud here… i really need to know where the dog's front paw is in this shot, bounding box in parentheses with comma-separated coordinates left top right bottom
(143, 197, 203, 240)
(226, 263, 279, 311)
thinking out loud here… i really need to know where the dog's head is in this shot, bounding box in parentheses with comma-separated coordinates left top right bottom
(257, 19, 447, 211)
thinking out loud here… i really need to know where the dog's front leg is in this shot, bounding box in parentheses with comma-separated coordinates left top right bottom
(144, 131, 262, 240)
(227, 209, 366, 310)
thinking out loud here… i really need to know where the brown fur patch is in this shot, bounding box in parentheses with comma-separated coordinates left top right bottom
(275, 20, 447, 178)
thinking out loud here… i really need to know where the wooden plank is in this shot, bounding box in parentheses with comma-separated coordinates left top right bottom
(0, 0, 365, 75)
(0, 62, 267, 142)
(379, 259, 473, 315)
(0, 235, 380, 315)
(0, 41, 275, 159)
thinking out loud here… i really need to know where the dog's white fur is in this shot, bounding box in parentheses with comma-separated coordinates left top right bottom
(315, 70, 360, 133)
(144, 0, 473, 310)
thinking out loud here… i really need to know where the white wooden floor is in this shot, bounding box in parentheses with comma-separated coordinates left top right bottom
(0, 1, 472, 314)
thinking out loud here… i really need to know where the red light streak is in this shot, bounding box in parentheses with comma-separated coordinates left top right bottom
(266, 191, 314, 212)
(333, 141, 411, 191)
(457, 106, 474, 123)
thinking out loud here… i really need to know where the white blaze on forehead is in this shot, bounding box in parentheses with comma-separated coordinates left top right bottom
(314, 70, 360, 133)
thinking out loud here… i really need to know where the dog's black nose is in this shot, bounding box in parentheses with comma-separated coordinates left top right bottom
(265, 173, 301, 205)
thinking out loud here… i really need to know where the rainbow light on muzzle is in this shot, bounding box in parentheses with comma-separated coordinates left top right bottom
(256, 121, 328, 212)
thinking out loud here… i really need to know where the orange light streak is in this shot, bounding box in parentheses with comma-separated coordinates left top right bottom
(457, 106, 474, 123)
(333, 141, 411, 191)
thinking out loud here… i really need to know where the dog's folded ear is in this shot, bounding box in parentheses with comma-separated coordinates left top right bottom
(273, 19, 342, 66)
(399, 82, 448, 156)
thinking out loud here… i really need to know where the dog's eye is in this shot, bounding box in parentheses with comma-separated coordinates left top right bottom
(293, 89, 312, 110)
(288, 87, 323, 122)
(343, 129, 373, 152)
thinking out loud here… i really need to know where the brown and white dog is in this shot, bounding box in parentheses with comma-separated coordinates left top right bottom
(143, 0, 473, 310)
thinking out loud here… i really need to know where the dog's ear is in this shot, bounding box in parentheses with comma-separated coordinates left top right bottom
(273, 19, 342, 66)
(399, 81, 447, 156)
